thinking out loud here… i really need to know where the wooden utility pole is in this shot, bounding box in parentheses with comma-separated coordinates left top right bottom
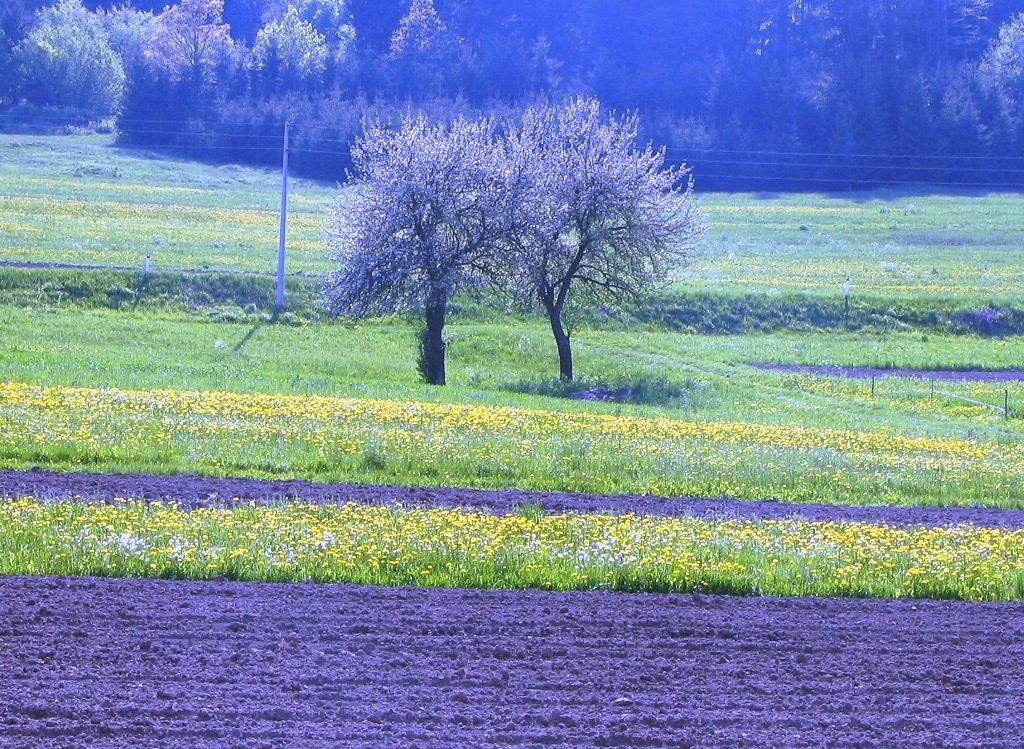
(276, 122, 290, 313)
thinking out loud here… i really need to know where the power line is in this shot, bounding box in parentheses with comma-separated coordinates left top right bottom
(6, 111, 1024, 164)
(93, 130, 1024, 175)
(123, 133, 351, 148)
(670, 157, 1024, 175)
(0, 112, 286, 128)
(119, 129, 289, 141)
(118, 128, 284, 141)
(119, 127, 354, 146)
(680, 171, 1024, 189)
(115, 141, 349, 158)
(0, 259, 310, 278)
(666, 146, 1024, 162)
(7, 114, 1024, 186)
(117, 142, 284, 154)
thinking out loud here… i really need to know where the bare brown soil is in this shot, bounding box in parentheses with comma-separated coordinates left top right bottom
(1, 575, 1021, 748)
(4, 467, 1024, 529)
(3, 470, 1023, 746)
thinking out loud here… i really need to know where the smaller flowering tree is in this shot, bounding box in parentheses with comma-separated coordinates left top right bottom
(324, 115, 506, 386)
(146, 0, 233, 92)
(387, 0, 462, 97)
(506, 98, 707, 381)
(980, 13, 1024, 111)
(251, 7, 328, 92)
(294, 0, 355, 73)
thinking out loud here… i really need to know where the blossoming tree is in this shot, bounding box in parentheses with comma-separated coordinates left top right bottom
(324, 115, 506, 385)
(506, 97, 706, 381)
(326, 98, 705, 385)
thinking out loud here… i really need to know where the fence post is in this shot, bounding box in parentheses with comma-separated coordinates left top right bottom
(843, 278, 851, 329)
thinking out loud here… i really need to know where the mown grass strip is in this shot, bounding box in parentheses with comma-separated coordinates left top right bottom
(3, 498, 1024, 601)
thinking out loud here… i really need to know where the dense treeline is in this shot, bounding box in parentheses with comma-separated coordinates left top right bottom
(3, 0, 1024, 189)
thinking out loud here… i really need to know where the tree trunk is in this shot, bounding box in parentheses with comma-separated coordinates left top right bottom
(421, 299, 447, 386)
(545, 303, 573, 381)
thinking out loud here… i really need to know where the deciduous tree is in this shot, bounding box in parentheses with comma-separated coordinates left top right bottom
(294, 0, 355, 65)
(505, 98, 706, 381)
(387, 0, 463, 97)
(147, 0, 233, 92)
(324, 115, 506, 385)
(100, 5, 156, 76)
(13, 0, 126, 117)
(980, 12, 1024, 107)
(251, 7, 328, 91)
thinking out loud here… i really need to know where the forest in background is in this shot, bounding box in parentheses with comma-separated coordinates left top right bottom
(3, 0, 1024, 189)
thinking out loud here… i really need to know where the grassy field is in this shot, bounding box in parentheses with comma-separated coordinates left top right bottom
(4, 133, 1024, 305)
(694, 192, 1024, 299)
(2, 133, 1024, 598)
(4, 379, 1024, 506)
(1, 307, 1023, 506)
(2, 306, 1023, 431)
(4, 497, 1024, 600)
(0, 134, 331, 273)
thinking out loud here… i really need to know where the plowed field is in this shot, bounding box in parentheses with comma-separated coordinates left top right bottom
(4, 469, 1024, 746)
(2, 575, 1022, 748)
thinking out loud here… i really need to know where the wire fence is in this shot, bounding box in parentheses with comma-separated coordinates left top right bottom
(810, 374, 1020, 419)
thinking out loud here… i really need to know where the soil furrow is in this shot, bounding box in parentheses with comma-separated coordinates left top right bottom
(4, 467, 1024, 528)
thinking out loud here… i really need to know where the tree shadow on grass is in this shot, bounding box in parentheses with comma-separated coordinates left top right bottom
(233, 322, 263, 352)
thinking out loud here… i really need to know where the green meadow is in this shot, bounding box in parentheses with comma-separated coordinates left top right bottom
(4, 133, 1024, 307)
(0, 132, 1022, 506)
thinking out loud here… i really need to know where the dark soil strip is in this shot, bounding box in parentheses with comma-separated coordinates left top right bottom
(753, 363, 1024, 382)
(1, 574, 1021, 748)
(5, 467, 1024, 529)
